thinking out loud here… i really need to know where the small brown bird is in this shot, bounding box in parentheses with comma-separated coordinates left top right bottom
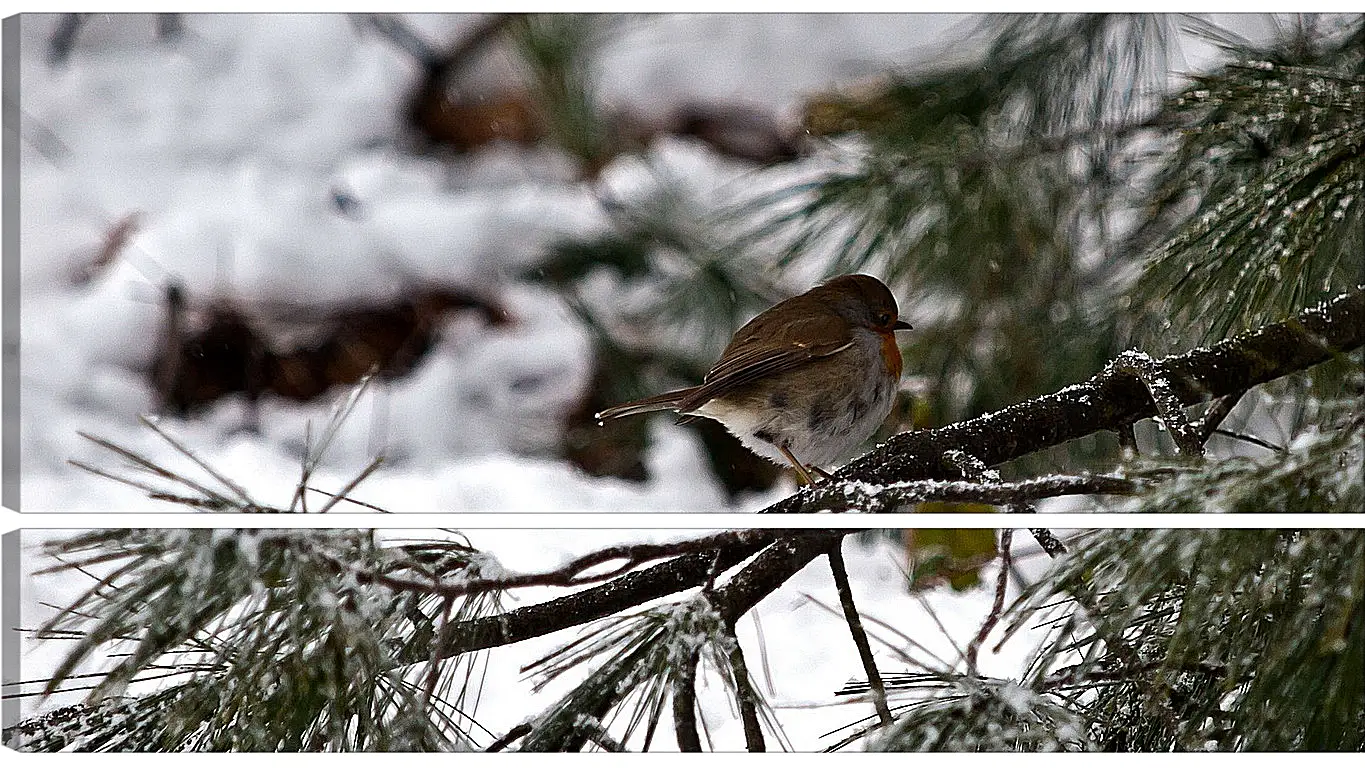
(596, 274, 911, 485)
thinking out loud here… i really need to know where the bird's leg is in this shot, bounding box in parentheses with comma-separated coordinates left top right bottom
(810, 466, 836, 482)
(777, 445, 817, 486)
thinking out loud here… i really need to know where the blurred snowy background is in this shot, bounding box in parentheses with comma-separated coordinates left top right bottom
(11, 13, 1296, 512)
(13, 13, 978, 512)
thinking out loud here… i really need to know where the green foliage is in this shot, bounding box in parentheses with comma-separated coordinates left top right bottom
(740, 14, 1177, 431)
(509, 14, 617, 171)
(1130, 18, 1365, 347)
(1011, 528, 1365, 750)
(1121, 393, 1363, 513)
(17, 530, 503, 751)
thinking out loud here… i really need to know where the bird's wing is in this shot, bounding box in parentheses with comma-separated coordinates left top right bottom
(676, 313, 853, 412)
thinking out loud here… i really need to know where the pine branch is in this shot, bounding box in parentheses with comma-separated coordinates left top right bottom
(823, 286, 1363, 487)
(29, 292, 1354, 749)
(354, 530, 800, 612)
(396, 534, 787, 665)
(396, 289, 1361, 667)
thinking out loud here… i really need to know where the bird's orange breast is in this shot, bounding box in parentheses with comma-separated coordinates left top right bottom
(878, 330, 903, 380)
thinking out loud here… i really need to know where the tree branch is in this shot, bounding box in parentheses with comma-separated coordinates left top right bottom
(395, 533, 782, 665)
(826, 286, 1363, 488)
(401, 288, 1362, 666)
(1111, 351, 1206, 456)
(331, 529, 798, 601)
(799, 473, 1138, 513)
(966, 530, 1014, 675)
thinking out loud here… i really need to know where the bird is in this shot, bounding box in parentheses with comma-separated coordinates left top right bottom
(596, 274, 911, 485)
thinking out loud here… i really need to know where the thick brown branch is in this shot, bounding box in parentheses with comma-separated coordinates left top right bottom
(823, 287, 1363, 489)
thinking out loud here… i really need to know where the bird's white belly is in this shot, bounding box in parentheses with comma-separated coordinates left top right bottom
(693, 375, 895, 470)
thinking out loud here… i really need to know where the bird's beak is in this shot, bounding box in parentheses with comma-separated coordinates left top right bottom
(894, 320, 912, 331)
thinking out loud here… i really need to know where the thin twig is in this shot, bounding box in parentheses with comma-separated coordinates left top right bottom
(827, 543, 893, 728)
(722, 621, 766, 753)
(966, 529, 1014, 675)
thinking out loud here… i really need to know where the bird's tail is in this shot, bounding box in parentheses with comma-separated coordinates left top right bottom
(595, 387, 697, 421)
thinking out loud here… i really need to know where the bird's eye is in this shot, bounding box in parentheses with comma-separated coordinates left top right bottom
(875, 312, 892, 326)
